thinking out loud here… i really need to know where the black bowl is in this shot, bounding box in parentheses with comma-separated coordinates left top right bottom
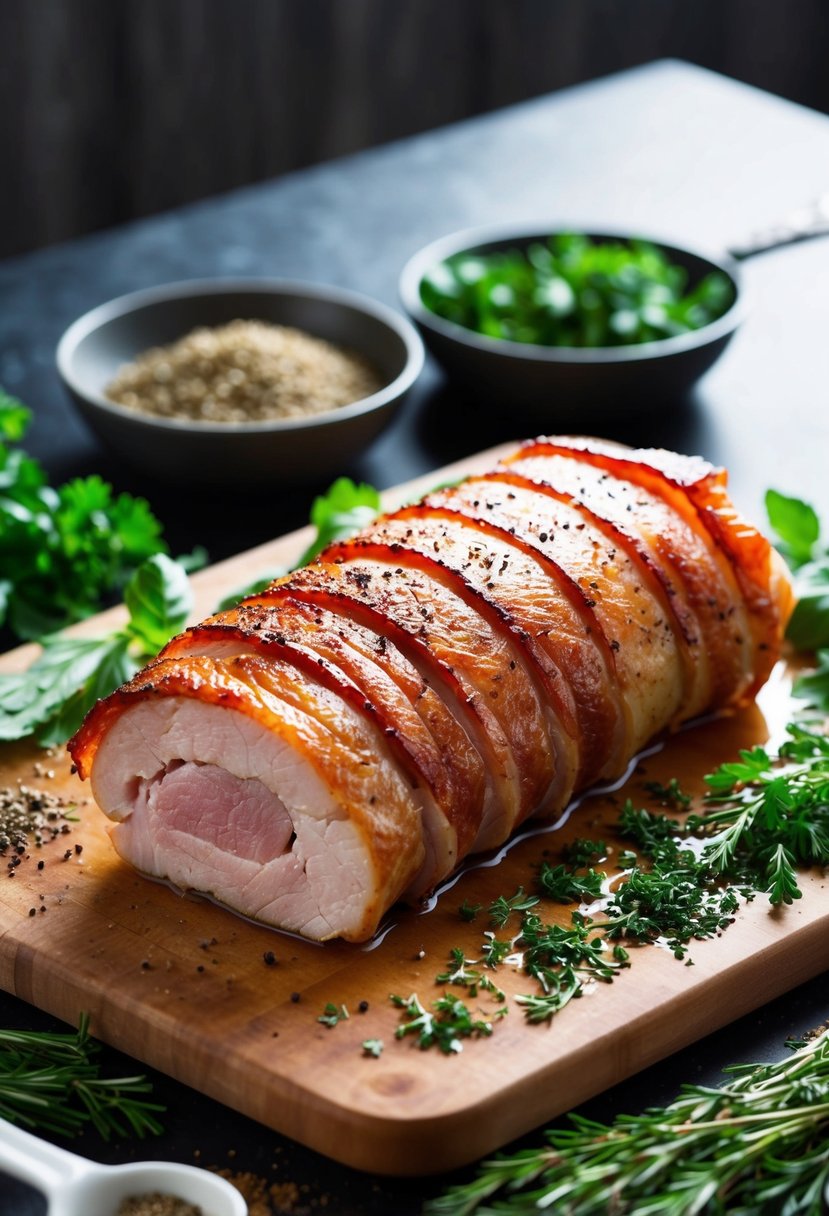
(399, 226, 746, 420)
(57, 279, 424, 487)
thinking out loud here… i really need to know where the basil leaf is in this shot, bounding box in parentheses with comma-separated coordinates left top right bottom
(0, 633, 133, 742)
(298, 477, 381, 566)
(124, 554, 192, 656)
(765, 489, 819, 567)
(37, 641, 137, 746)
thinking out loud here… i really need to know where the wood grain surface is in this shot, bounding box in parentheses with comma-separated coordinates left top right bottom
(1, 446, 827, 1176)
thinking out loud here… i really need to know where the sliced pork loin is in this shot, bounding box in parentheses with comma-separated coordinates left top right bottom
(69, 438, 793, 942)
(70, 654, 425, 941)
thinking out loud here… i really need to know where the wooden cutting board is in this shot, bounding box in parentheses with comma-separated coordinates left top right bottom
(1, 445, 827, 1177)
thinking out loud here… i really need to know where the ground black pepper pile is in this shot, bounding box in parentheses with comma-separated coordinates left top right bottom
(0, 784, 75, 876)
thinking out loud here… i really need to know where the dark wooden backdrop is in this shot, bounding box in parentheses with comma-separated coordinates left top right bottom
(3, 0, 828, 259)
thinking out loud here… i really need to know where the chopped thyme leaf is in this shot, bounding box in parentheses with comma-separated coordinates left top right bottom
(562, 837, 608, 867)
(362, 1038, 383, 1058)
(458, 899, 482, 922)
(436, 949, 506, 1001)
(481, 932, 512, 969)
(644, 777, 692, 809)
(390, 993, 496, 1054)
(616, 800, 683, 855)
(488, 886, 540, 928)
(537, 861, 604, 903)
(317, 1002, 349, 1028)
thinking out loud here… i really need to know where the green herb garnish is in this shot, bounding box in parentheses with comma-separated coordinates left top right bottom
(688, 724, 829, 905)
(643, 777, 692, 809)
(0, 391, 175, 641)
(361, 1038, 383, 1058)
(427, 1029, 829, 1215)
(766, 487, 829, 656)
(390, 993, 501, 1054)
(487, 887, 539, 928)
(420, 234, 733, 349)
(0, 553, 192, 744)
(317, 1002, 349, 1028)
(562, 837, 608, 867)
(0, 1013, 163, 1139)
(436, 948, 506, 1002)
(458, 899, 482, 923)
(536, 861, 604, 904)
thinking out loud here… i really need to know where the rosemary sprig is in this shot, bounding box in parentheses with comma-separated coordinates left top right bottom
(427, 1030, 829, 1215)
(0, 1014, 163, 1139)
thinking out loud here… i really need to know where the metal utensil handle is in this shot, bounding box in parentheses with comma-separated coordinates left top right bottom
(728, 193, 829, 260)
(0, 1116, 91, 1197)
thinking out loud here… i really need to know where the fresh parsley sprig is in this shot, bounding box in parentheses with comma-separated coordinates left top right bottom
(0, 389, 177, 641)
(427, 1029, 829, 1215)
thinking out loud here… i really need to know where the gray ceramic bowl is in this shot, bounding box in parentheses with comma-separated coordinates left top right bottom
(400, 225, 746, 420)
(57, 279, 424, 487)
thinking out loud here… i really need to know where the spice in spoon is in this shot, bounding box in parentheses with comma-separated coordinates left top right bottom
(116, 1194, 201, 1216)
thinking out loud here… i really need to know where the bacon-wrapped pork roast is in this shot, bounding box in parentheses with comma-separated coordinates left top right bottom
(69, 439, 793, 941)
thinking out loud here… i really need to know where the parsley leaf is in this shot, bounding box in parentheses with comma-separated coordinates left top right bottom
(787, 559, 829, 651)
(0, 393, 170, 642)
(0, 388, 32, 442)
(317, 1002, 349, 1028)
(536, 862, 604, 903)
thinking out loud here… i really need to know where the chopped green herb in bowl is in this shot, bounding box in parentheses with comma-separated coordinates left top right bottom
(419, 233, 733, 349)
(399, 226, 745, 413)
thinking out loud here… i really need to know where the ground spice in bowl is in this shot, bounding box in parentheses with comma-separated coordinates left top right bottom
(106, 320, 384, 424)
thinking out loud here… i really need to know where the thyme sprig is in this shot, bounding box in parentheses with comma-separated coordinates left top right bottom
(427, 1029, 829, 1215)
(0, 1013, 163, 1139)
(689, 724, 829, 904)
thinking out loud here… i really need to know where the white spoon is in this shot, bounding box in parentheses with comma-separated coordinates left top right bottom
(0, 1117, 247, 1216)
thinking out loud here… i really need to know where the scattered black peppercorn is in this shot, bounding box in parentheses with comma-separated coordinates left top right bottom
(263, 950, 277, 966)
(358, 1000, 369, 1013)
